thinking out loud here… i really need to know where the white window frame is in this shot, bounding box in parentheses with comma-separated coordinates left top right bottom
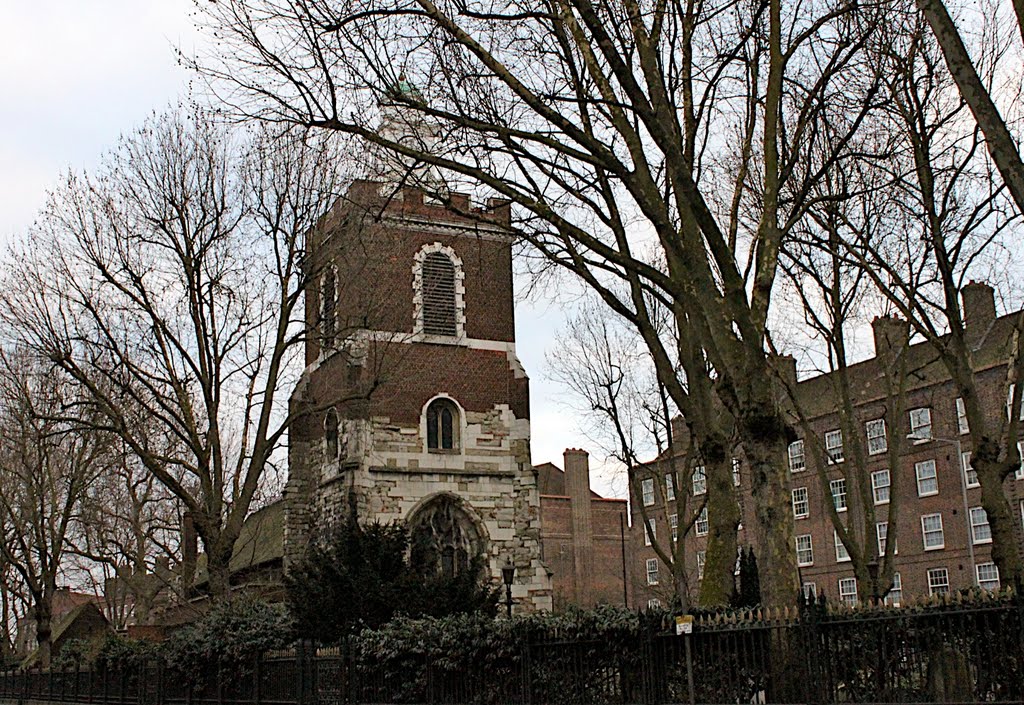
(1008, 384, 1024, 422)
(796, 534, 814, 566)
(695, 507, 709, 537)
(1016, 441, 1024, 481)
(866, 419, 887, 455)
(830, 478, 848, 512)
(802, 582, 817, 600)
(669, 513, 678, 542)
(792, 487, 809, 519)
(915, 459, 938, 497)
(646, 558, 659, 585)
(839, 577, 858, 605)
(872, 469, 891, 505)
(886, 572, 903, 607)
(644, 521, 656, 546)
(927, 567, 949, 595)
(970, 506, 992, 544)
(692, 465, 707, 496)
(962, 452, 979, 488)
(696, 550, 706, 580)
(956, 397, 969, 435)
(876, 522, 897, 555)
(835, 530, 850, 562)
(647, 598, 662, 610)
(641, 478, 655, 506)
(825, 430, 844, 463)
(921, 513, 945, 550)
(732, 457, 742, 487)
(909, 407, 933, 441)
(976, 562, 1000, 591)
(788, 440, 806, 472)
(665, 473, 675, 502)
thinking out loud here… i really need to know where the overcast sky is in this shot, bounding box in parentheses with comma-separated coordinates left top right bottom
(0, 1, 626, 498)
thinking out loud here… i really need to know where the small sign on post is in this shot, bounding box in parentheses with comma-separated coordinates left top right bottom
(675, 614, 694, 635)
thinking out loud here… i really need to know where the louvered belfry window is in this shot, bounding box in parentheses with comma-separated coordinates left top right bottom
(421, 252, 457, 336)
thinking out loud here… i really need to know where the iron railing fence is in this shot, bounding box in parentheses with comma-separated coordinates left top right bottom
(2, 594, 1023, 705)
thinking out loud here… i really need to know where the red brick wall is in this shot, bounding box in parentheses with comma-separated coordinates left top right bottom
(294, 180, 527, 440)
(629, 323, 1024, 606)
(540, 495, 629, 609)
(305, 183, 515, 366)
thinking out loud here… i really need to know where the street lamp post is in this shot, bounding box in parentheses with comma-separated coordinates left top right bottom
(501, 558, 515, 618)
(907, 432, 976, 584)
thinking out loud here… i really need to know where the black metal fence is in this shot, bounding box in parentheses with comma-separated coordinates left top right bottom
(2, 594, 1024, 705)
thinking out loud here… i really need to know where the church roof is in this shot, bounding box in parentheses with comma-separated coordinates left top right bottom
(193, 500, 284, 586)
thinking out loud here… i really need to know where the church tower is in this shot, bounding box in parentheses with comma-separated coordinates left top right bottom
(284, 175, 553, 612)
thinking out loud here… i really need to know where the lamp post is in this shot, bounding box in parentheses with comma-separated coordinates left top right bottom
(907, 432, 976, 583)
(501, 558, 515, 618)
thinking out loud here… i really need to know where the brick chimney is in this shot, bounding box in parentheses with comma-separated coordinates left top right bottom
(962, 281, 996, 346)
(564, 449, 595, 606)
(871, 316, 909, 358)
(774, 354, 798, 388)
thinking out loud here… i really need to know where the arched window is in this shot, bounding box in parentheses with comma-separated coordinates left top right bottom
(324, 408, 339, 461)
(320, 264, 338, 348)
(408, 495, 482, 579)
(426, 398, 459, 451)
(421, 252, 457, 336)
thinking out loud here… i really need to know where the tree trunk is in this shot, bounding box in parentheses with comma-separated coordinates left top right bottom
(744, 420, 799, 607)
(699, 454, 740, 607)
(974, 452, 1022, 585)
(205, 539, 235, 599)
(33, 591, 53, 669)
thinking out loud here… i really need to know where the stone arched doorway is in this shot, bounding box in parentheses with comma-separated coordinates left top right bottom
(407, 494, 484, 579)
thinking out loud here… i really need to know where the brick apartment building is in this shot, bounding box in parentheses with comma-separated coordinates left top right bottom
(631, 283, 1024, 608)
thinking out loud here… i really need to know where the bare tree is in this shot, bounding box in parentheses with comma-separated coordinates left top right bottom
(834, 10, 1024, 584)
(550, 304, 740, 608)
(914, 0, 1024, 216)
(0, 111, 360, 599)
(0, 351, 109, 667)
(190, 0, 886, 605)
(70, 444, 180, 628)
(0, 527, 29, 664)
(780, 166, 917, 600)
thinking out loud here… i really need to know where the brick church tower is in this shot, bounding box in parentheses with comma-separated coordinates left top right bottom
(283, 175, 553, 612)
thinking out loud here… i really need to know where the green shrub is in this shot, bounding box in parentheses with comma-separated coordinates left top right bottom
(163, 597, 293, 673)
(95, 635, 159, 669)
(50, 638, 94, 670)
(286, 520, 498, 642)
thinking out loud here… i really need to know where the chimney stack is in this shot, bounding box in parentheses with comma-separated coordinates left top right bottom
(774, 354, 798, 388)
(871, 316, 909, 358)
(564, 449, 595, 606)
(962, 281, 996, 346)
